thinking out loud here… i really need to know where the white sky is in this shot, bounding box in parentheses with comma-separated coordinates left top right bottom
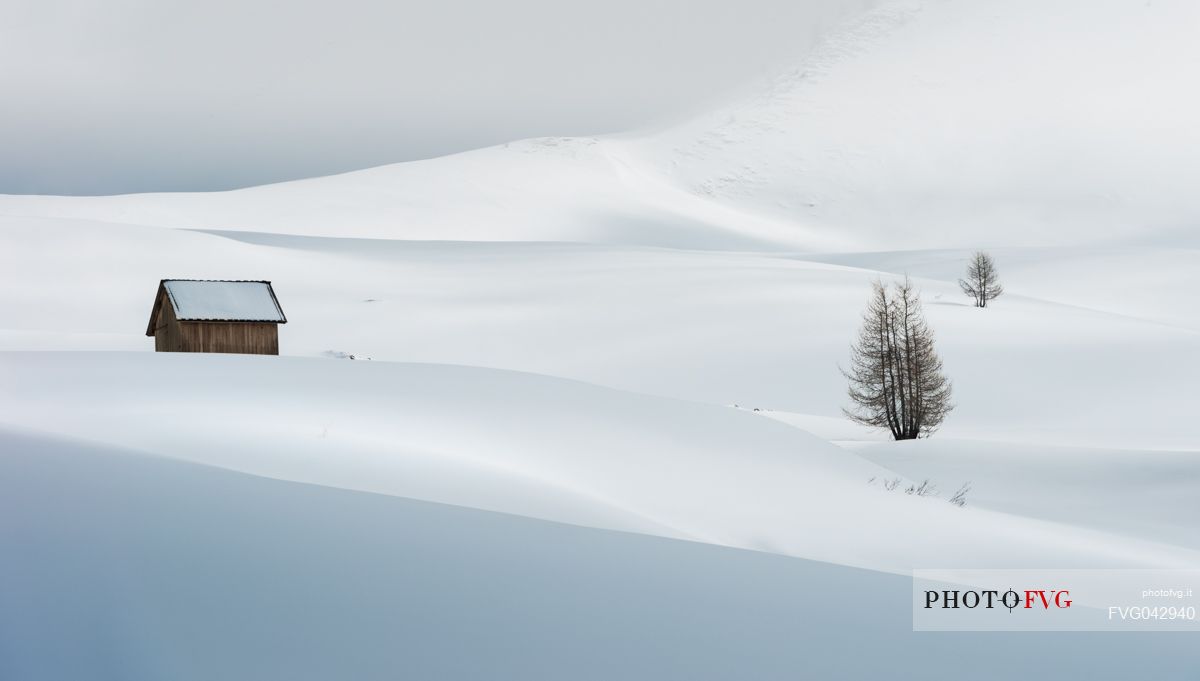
(1, 0, 872, 195)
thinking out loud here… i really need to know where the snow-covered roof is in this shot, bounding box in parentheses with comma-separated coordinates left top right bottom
(147, 279, 286, 335)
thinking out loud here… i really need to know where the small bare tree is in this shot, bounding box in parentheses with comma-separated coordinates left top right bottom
(842, 278, 953, 440)
(958, 251, 1003, 308)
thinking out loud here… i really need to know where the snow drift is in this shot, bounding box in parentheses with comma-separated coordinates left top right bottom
(6, 428, 1197, 680)
(4, 351, 1198, 575)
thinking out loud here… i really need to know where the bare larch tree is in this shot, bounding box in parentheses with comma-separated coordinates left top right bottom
(958, 251, 1003, 308)
(842, 278, 953, 440)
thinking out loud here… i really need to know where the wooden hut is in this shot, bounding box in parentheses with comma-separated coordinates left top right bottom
(146, 279, 287, 355)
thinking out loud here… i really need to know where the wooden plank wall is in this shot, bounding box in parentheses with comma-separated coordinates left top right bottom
(180, 322, 279, 355)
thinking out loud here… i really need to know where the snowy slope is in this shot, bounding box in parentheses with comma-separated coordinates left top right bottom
(852, 438, 1200, 550)
(4, 215, 1196, 574)
(4, 1, 1199, 251)
(0, 139, 831, 250)
(7, 428, 1198, 681)
(638, 0, 1200, 249)
(4, 351, 1199, 575)
(3, 215, 1198, 449)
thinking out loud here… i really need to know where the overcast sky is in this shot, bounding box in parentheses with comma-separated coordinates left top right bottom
(0, 0, 870, 195)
